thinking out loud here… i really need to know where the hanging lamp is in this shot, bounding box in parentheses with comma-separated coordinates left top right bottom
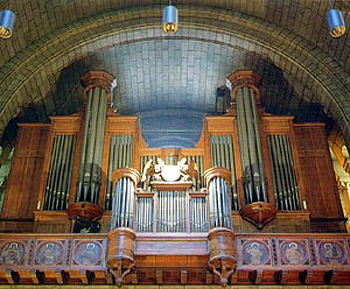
(327, 0, 346, 38)
(0, 0, 16, 39)
(162, 0, 178, 34)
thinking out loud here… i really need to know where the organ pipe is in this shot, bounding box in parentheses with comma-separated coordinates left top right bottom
(267, 135, 300, 210)
(209, 135, 238, 209)
(44, 135, 76, 211)
(76, 71, 115, 205)
(231, 80, 267, 204)
(106, 135, 134, 210)
(204, 168, 232, 230)
(111, 168, 140, 229)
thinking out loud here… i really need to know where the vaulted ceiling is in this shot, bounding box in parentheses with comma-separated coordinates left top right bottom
(0, 0, 350, 147)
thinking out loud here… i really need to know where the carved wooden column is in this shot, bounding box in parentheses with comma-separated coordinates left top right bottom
(67, 71, 115, 230)
(107, 168, 140, 285)
(204, 168, 236, 287)
(227, 70, 276, 229)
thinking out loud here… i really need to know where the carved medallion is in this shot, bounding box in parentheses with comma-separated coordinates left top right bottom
(0, 242, 25, 265)
(318, 241, 346, 265)
(242, 241, 269, 265)
(36, 242, 63, 265)
(74, 242, 102, 265)
(280, 241, 308, 265)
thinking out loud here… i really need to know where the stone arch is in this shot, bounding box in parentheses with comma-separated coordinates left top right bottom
(0, 6, 349, 146)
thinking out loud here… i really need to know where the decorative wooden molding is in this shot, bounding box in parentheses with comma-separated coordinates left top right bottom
(208, 227, 236, 287)
(226, 70, 261, 103)
(80, 70, 115, 94)
(112, 168, 141, 187)
(107, 228, 136, 286)
(135, 188, 155, 198)
(150, 181, 193, 191)
(203, 168, 232, 187)
(66, 202, 104, 221)
(239, 202, 277, 229)
(189, 188, 207, 198)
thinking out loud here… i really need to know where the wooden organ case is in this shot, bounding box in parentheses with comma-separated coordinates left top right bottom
(0, 70, 348, 287)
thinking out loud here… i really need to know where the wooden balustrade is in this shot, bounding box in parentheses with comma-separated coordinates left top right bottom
(0, 232, 349, 285)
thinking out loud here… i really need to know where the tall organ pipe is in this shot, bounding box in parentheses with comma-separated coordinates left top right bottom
(77, 71, 115, 205)
(235, 86, 267, 204)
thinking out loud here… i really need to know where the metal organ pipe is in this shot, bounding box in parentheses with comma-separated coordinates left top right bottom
(77, 71, 115, 205)
(44, 135, 76, 211)
(267, 135, 301, 211)
(235, 86, 267, 204)
(111, 169, 140, 230)
(204, 168, 232, 230)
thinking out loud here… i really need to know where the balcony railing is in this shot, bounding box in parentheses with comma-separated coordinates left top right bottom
(0, 233, 349, 285)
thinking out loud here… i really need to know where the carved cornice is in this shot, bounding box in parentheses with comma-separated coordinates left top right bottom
(226, 70, 261, 103)
(203, 168, 231, 187)
(81, 70, 115, 94)
(112, 168, 141, 187)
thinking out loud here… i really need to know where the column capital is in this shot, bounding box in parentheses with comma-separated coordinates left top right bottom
(226, 70, 261, 103)
(112, 168, 141, 187)
(226, 70, 261, 91)
(81, 70, 116, 93)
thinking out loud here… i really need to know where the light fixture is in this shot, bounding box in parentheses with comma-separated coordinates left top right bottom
(162, 0, 178, 34)
(327, 0, 346, 38)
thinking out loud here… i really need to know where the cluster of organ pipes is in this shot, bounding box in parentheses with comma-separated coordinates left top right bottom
(209, 135, 238, 210)
(136, 197, 154, 232)
(267, 134, 300, 211)
(40, 71, 305, 235)
(236, 87, 268, 204)
(185, 155, 204, 191)
(44, 135, 76, 211)
(208, 177, 232, 229)
(110, 177, 136, 229)
(157, 191, 187, 232)
(189, 197, 208, 232)
(76, 86, 108, 204)
(106, 135, 134, 210)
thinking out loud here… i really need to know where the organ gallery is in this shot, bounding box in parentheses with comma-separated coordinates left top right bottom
(0, 69, 348, 287)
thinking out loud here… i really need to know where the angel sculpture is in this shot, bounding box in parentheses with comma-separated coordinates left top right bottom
(178, 158, 198, 181)
(141, 158, 164, 183)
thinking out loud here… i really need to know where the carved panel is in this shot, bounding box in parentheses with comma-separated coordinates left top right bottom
(314, 240, 349, 266)
(73, 241, 103, 266)
(35, 241, 64, 265)
(278, 240, 309, 266)
(240, 240, 271, 266)
(0, 241, 26, 266)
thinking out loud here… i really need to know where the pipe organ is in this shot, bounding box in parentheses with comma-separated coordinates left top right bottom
(0, 70, 347, 286)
